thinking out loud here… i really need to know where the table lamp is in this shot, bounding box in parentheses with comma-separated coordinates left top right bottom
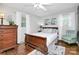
(0, 13, 4, 25)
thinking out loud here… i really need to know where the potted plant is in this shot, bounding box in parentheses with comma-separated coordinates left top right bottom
(9, 20, 15, 25)
(7, 16, 15, 25)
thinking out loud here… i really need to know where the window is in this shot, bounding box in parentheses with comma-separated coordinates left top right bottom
(21, 16, 26, 27)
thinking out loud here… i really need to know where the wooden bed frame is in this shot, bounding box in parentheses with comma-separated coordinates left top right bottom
(25, 26, 58, 55)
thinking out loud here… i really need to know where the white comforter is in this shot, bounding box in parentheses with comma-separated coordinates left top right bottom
(30, 32, 58, 46)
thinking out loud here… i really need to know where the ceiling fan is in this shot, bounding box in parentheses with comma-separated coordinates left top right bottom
(33, 3, 47, 11)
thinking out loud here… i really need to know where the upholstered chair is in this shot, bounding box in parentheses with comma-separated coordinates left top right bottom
(62, 30, 77, 44)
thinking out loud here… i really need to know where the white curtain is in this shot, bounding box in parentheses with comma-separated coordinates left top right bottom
(62, 14, 69, 35)
(58, 12, 76, 39)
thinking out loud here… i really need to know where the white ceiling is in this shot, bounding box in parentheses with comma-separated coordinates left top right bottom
(0, 3, 79, 17)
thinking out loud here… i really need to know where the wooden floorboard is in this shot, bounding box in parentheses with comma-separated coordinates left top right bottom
(0, 44, 34, 55)
(57, 40, 79, 55)
(0, 40, 79, 55)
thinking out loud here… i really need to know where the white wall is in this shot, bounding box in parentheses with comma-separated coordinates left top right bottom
(15, 12, 22, 43)
(26, 14, 30, 33)
(26, 14, 42, 34)
(0, 6, 16, 25)
(29, 15, 41, 33)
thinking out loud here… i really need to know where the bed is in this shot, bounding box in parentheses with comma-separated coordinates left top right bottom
(25, 26, 58, 54)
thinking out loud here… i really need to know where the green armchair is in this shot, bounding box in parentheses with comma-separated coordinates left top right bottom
(62, 30, 77, 44)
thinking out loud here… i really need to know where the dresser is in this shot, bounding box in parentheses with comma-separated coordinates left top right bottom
(0, 25, 18, 53)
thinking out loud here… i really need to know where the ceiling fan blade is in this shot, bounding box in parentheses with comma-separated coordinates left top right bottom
(34, 3, 39, 7)
(33, 3, 47, 11)
(39, 4, 47, 11)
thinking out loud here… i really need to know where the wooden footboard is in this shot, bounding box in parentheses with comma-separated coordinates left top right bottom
(25, 34, 48, 55)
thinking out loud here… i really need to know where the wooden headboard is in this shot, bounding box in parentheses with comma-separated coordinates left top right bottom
(42, 26, 58, 29)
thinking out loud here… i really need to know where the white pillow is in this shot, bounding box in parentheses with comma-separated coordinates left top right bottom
(42, 29, 53, 33)
(48, 29, 53, 33)
(42, 29, 48, 33)
(52, 29, 58, 33)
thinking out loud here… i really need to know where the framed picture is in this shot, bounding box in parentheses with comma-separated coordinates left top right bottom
(44, 19, 51, 25)
(51, 18, 57, 25)
(44, 18, 57, 25)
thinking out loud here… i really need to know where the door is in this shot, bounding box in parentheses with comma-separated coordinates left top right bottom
(21, 15, 26, 43)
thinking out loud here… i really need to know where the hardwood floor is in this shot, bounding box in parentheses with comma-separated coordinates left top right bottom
(0, 40, 79, 55)
(0, 44, 34, 55)
(57, 40, 79, 55)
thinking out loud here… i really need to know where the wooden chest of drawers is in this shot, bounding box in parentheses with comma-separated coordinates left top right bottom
(0, 25, 18, 53)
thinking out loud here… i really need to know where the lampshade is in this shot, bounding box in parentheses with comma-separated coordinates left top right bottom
(0, 13, 4, 19)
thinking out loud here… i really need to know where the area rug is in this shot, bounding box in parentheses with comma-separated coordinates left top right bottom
(28, 45, 65, 55)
